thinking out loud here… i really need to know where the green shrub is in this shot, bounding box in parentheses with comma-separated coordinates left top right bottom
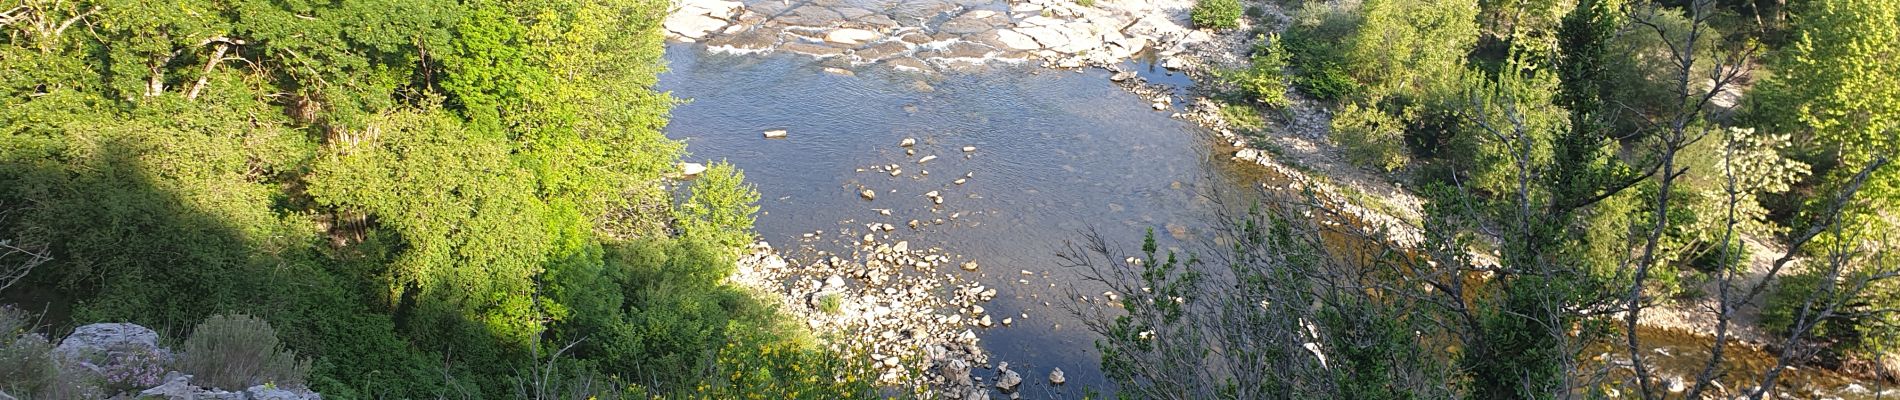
(1218, 102, 1268, 134)
(176, 314, 312, 390)
(1222, 35, 1293, 108)
(1332, 103, 1410, 171)
(1076, 0, 1095, 7)
(1191, 0, 1243, 30)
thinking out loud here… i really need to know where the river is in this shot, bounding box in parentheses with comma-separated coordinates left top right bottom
(656, 43, 1890, 398)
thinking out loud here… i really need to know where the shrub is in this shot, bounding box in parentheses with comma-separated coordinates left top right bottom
(175, 314, 312, 390)
(1190, 0, 1243, 30)
(1223, 35, 1293, 108)
(97, 343, 169, 393)
(0, 307, 58, 395)
(1218, 102, 1268, 134)
(1075, 0, 1094, 7)
(1332, 103, 1410, 171)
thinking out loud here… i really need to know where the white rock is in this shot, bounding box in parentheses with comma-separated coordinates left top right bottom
(962, 146, 976, 152)
(677, 162, 708, 177)
(900, 138, 916, 147)
(1049, 368, 1065, 385)
(918, 155, 938, 163)
(763, 129, 788, 138)
(861, 189, 877, 200)
(825, 28, 880, 45)
(995, 29, 1042, 50)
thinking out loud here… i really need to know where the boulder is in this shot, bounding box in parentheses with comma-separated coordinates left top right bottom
(994, 362, 1023, 391)
(763, 129, 789, 138)
(56, 323, 167, 362)
(1049, 368, 1065, 385)
(138, 373, 197, 399)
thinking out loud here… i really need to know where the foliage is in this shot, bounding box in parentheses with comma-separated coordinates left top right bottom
(1332, 102, 1411, 172)
(176, 314, 313, 390)
(1222, 34, 1293, 109)
(96, 343, 169, 393)
(1749, 0, 1900, 357)
(1283, 2, 1364, 101)
(1449, 64, 1568, 196)
(1343, 0, 1481, 103)
(0, 307, 58, 396)
(0, 0, 838, 396)
(674, 163, 762, 259)
(1190, 0, 1243, 30)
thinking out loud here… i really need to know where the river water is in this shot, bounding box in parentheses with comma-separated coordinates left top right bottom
(655, 44, 1889, 398)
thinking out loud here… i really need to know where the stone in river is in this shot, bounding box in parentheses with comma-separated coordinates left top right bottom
(825, 28, 880, 45)
(918, 155, 937, 163)
(1049, 368, 1065, 385)
(994, 362, 1023, 391)
(860, 189, 877, 200)
(677, 162, 708, 177)
(900, 138, 916, 147)
(962, 146, 976, 152)
(763, 129, 788, 138)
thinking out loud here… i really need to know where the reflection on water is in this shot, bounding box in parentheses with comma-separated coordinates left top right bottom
(655, 44, 1889, 398)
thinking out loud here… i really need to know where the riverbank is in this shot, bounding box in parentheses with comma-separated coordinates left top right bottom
(1118, 0, 1893, 391)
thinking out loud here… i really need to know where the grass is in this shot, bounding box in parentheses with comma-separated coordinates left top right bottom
(817, 293, 843, 315)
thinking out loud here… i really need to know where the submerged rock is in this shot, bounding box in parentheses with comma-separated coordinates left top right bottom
(1049, 368, 1065, 385)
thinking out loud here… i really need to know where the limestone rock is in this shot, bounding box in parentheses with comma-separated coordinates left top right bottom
(763, 129, 788, 138)
(677, 162, 708, 178)
(826, 28, 881, 45)
(994, 29, 1042, 50)
(56, 323, 166, 362)
(246, 385, 323, 400)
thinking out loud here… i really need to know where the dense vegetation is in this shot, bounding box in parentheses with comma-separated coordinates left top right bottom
(0, 0, 873, 398)
(1118, 0, 1898, 397)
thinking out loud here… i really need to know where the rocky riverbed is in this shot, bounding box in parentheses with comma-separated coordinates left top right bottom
(665, 0, 1221, 74)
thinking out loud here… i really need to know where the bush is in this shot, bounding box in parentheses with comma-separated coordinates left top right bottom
(1332, 103, 1410, 171)
(175, 314, 312, 390)
(1191, 0, 1243, 30)
(0, 307, 58, 395)
(1223, 35, 1293, 108)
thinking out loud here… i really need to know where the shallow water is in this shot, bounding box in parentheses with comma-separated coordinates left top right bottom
(656, 44, 1889, 398)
